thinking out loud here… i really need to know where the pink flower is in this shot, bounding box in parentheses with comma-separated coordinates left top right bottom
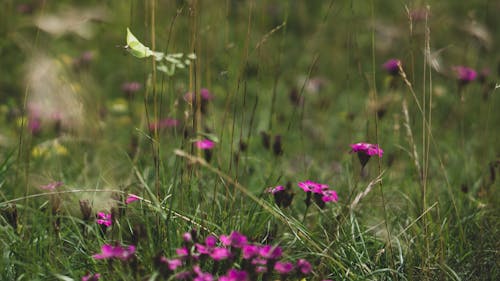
(160, 257, 182, 270)
(82, 273, 100, 281)
(92, 244, 136, 260)
(452, 66, 477, 84)
(259, 245, 282, 259)
(383, 59, 401, 76)
(298, 180, 328, 193)
(96, 212, 112, 227)
(209, 247, 232, 260)
(266, 185, 285, 194)
(39, 181, 63, 191)
(182, 232, 193, 242)
(274, 261, 294, 274)
(297, 259, 312, 274)
(195, 139, 215, 150)
(219, 269, 248, 281)
(350, 142, 384, 157)
(242, 244, 259, 259)
(220, 231, 248, 248)
(193, 265, 214, 281)
(176, 246, 189, 257)
(321, 190, 338, 203)
(125, 194, 141, 204)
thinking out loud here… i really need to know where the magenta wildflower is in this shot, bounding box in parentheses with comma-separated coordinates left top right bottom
(195, 235, 217, 255)
(298, 180, 329, 193)
(161, 257, 183, 270)
(350, 142, 384, 157)
(274, 261, 294, 274)
(193, 265, 214, 281)
(220, 231, 248, 248)
(322, 190, 339, 203)
(182, 232, 193, 242)
(350, 142, 383, 167)
(176, 246, 190, 257)
(266, 185, 285, 194)
(209, 247, 232, 261)
(267, 183, 294, 208)
(383, 59, 401, 76)
(452, 66, 477, 84)
(39, 181, 63, 191)
(92, 244, 136, 260)
(196, 139, 215, 150)
(81, 273, 100, 281)
(259, 245, 282, 259)
(297, 259, 312, 274)
(242, 244, 259, 259)
(219, 269, 249, 281)
(125, 194, 141, 204)
(96, 212, 112, 227)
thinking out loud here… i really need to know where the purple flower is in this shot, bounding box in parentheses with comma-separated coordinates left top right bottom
(92, 244, 136, 260)
(274, 261, 294, 274)
(220, 231, 248, 248)
(176, 247, 189, 257)
(209, 247, 232, 261)
(242, 245, 259, 259)
(193, 265, 214, 281)
(182, 232, 193, 242)
(321, 190, 338, 203)
(297, 259, 312, 274)
(383, 59, 401, 76)
(259, 245, 282, 259)
(452, 66, 477, 84)
(219, 269, 248, 281)
(39, 181, 63, 191)
(82, 273, 100, 281)
(200, 88, 214, 100)
(266, 185, 284, 194)
(195, 235, 217, 255)
(96, 212, 112, 227)
(196, 139, 215, 150)
(163, 257, 182, 270)
(125, 194, 141, 204)
(350, 142, 384, 157)
(297, 180, 328, 193)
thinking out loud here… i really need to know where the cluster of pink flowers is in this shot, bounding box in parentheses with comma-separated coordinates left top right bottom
(96, 212, 112, 227)
(298, 180, 339, 203)
(154, 231, 314, 280)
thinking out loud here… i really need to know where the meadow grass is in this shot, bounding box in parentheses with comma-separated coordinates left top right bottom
(0, 0, 499, 280)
